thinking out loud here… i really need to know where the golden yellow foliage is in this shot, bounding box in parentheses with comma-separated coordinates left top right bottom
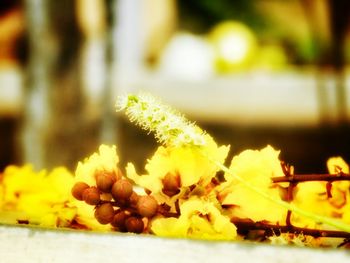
(0, 165, 76, 227)
(151, 196, 237, 240)
(292, 157, 350, 228)
(73, 144, 122, 231)
(126, 134, 229, 209)
(216, 145, 288, 223)
(75, 144, 120, 186)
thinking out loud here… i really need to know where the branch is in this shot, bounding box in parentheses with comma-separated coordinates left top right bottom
(272, 172, 350, 184)
(209, 155, 350, 232)
(232, 217, 350, 239)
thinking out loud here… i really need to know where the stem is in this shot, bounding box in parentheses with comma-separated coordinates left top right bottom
(232, 218, 350, 239)
(204, 154, 350, 233)
(272, 173, 350, 183)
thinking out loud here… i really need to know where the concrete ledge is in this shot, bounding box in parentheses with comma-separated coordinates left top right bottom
(0, 224, 349, 263)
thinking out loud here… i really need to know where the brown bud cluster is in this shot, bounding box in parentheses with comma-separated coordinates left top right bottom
(162, 172, 181, 197)
(71, 168, 159, 234)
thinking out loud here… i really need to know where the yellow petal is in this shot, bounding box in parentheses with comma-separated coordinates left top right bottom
(217, 145, 287, 223)
(75, 144, 120, 186)
(151, 197, 237, 241)
(327, 157, 349, 174)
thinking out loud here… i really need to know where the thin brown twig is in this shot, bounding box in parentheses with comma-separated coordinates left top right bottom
(280, 162, 295, 226)
(232, 218, 350, 239)
(272, 172, 350, 184)
(275, 162, 350, 184)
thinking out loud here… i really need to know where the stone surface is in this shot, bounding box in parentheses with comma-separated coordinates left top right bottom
(0, 224, 350, 263)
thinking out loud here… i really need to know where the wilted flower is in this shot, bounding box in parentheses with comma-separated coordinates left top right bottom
(268, 233, 316, 247)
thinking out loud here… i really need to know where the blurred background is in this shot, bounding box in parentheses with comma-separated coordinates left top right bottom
(0, 0, 350, 174)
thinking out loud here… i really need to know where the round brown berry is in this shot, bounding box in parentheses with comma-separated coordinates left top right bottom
(137, 195, 158, 218)
(71, 182, 89, 201)
(162, 172, 180, 197)
(111, 210, 129, 230)
(125, 217, 144, 233)
(94, 203, 115, 224)
(111, 179, 133, 201)
(82, 187, 100, 205)
(163, 172, 180, 190)
(129, 191, 140, 207)
(96, 172, 116, 193)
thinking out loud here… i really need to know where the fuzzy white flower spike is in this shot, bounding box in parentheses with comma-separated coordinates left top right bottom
(116, 93, 206, 147)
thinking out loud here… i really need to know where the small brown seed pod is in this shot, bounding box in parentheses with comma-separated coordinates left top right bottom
(129, 191, 140, 207)
(111, 179, 133, 201)
(71, 182, 89, 201)
(137, 195, 158, 218)
(125, 217, 144, 233)
(111, 210, 129, 230)
(162, 172, 181, 197)
(162, 172, 180, 191)
(82, 187, 100, 205)
(94, 203, 115, 224)
(96, 172, 116, 193)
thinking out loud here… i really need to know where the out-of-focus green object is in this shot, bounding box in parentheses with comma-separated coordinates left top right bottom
(255, 44, 288, 71)
(208, 21, 258, 73)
